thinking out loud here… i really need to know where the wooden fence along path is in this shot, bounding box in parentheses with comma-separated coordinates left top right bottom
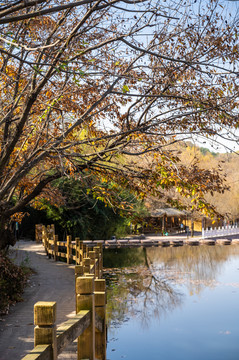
(23, 225, 106, 360)
(35, 224, 103, 266)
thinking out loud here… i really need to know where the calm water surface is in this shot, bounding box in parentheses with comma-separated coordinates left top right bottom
(104, 245, 239, 360)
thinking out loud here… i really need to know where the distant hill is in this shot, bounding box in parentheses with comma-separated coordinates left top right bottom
(176, 141, 239, 219)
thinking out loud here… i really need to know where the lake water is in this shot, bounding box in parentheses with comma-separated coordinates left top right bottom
(104, 245, 239, 360)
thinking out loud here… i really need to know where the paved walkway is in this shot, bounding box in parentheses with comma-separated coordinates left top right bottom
(0, 240, 76, 360)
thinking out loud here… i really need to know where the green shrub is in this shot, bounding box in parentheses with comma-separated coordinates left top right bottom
(0, 252, 32, 315)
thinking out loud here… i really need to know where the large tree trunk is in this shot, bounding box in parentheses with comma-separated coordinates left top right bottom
(0, 217, 16, 251)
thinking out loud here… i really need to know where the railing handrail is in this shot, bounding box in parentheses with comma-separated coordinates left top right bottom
(202, 224, 239, 239)
(22, 310, 91, 360)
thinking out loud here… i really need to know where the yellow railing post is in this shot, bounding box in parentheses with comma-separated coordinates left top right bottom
(95, 279, 106, 360)
(46, 226, 51, 258)
(83, 257, 91, 274)
(97, 243, 103, 278)
(67, 235, 72, 264)
(94, 246, 101, 278)
(89, 251, 96, 276)
(75, 265, 84, 279)
(76, 277, 95, 360)
(42, 225, 47, 252)
(35, 224, 42, 243)
(75, 237, 80, 264)
(79, 240, 84, 263)
(75, 265, 84, 310)
(34, 301, 57, 360)
(53, 235, 58, 262)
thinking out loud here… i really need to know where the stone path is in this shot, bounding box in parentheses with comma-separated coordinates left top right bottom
(0, 240, 77, 360)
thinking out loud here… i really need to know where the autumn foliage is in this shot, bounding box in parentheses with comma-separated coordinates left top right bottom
(0, 0, 238, 248)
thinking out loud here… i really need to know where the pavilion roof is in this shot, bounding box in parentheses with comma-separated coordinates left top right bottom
(150, 207, 187, 218)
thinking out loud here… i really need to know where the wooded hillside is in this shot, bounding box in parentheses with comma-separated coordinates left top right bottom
(176, 143, 239, 220)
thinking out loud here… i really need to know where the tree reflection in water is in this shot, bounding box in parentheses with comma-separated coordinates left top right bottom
(104, 247, 183, 329)
(146, 244, 239, 295)
(104, 245, 239, 329)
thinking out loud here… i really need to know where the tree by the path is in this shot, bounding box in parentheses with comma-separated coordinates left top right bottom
(0, 0, 238, 249)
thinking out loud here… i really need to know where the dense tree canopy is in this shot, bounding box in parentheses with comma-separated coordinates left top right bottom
(35, 177, 143, 240)
(0, 0, 238, 248)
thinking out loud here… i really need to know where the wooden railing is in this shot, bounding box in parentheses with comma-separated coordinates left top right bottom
(22, 225, 106, 360)
(35, 224, 103, 269)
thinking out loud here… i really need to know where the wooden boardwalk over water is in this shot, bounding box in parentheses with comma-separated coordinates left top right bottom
(85, 234, 239, 248)
(35, 225, 239, 261)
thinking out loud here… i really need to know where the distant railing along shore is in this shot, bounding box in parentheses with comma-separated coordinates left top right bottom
(202, 224, 239, 239)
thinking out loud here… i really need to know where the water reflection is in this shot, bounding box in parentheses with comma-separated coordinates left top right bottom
(146, 245, 239, 295)
(104, 245, 239, 327)
(104, 247, 183, 328)
(104, 245, 239, 360)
